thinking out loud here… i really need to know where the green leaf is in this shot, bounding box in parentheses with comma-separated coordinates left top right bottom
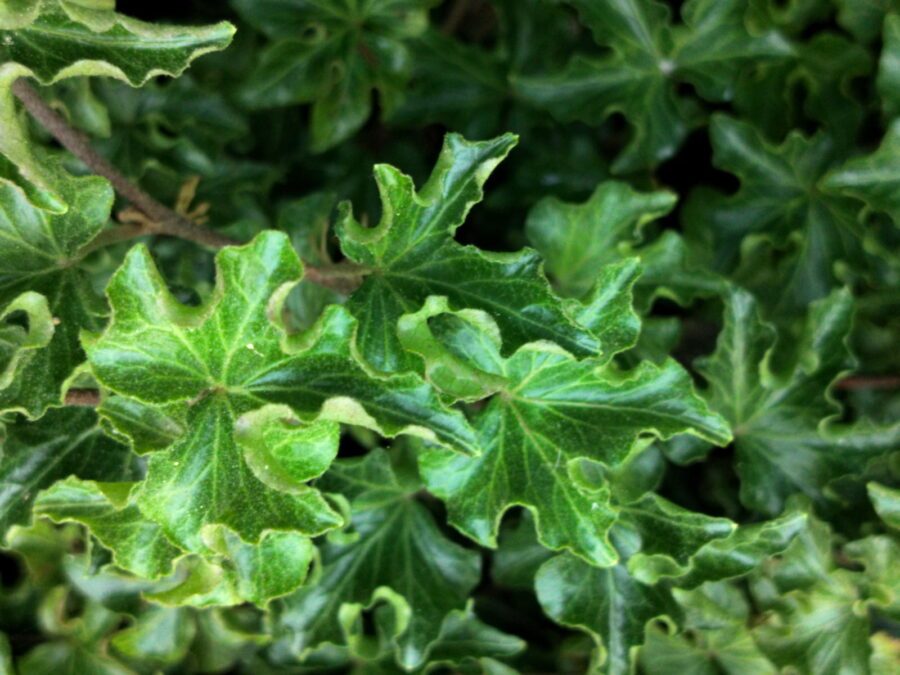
(693, 288, 900, 515)
(639, 581, 778, 675)
(423, 606, 526, 673)
(391, 29, 509, 138)
(0, 408, 137, 537)
(203, 525, 316, 606)
(618, 493, 736, 584)
(86, 231, 479, 551)
(878, 15, 900, 117)
(868, 482, 900, 529)
(749, 516, 892, 675)
(397, 295, 507, 403)
(0, 173, 110, 416)
(732, 32, 872, 145)
(274, 449, 481, 670)
(684, 115, 867, 312)
(672, 510, 808, 589)
(33, 478, 181, 579)
(110, 607, 195, 669)
(338, 133, 602, 372)
(835, 0, 900, 44)
(525, 182, 724, 310)
(536, 553, 680, 675)
(96, 396, 184, 455)
(525, 181, 676, 299)
(417, 303, 731, 566)
(0, 1, 234, 85)
(823, 119, 900, 225)
(748, 0, 831, 36)
(515, 0, 791, 172)
(231, 0, 435, 151)
(0, 291, 53, 399)
(0, 1, 234, 210)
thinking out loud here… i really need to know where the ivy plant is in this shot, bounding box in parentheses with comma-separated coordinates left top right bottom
(0, 1, 897, 673)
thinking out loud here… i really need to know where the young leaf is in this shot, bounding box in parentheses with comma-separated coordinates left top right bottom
(273, 449, 481, 670)
(110, 607, 195, 670)
(0, 291, 54, 399)
(338, 133, 602, 372)
(835, 0, 900, 44)
(751, 514, 899, 674)
(86, 231, 478, 552)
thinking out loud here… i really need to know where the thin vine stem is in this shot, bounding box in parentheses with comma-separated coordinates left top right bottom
(13, 78, 237, 249)
(13, 78, 366, 294)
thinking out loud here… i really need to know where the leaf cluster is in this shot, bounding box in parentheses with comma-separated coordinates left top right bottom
(0, 1, 898, 673)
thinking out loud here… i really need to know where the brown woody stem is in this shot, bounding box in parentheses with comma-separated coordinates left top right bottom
(835, 375, 900, 391)
(13, 78, 237, 249)
(13, 78, 365, 293)
(64, 389, 101, 407)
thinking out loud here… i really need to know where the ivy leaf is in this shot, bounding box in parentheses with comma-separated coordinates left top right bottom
(201, 525, 316, 606)
(97, 396, 185, 455)
(525, 181, 676, 299)
(0, 172, 111, 416)
(822, 119, 900, 225)
(618, 493, 736, 584)
(423, 607, 526, 673)
(835, 0, 900, 44)
(731, 31, 871, 146)
(750, 514, 897, 674)
(671, 510, 808, 589)
(684, 115, 867, 312)
(515, 0, 791, 172)
(748, 0, 832, 36)
(231, 0, 435, 152)
(0, 291, 53, 400)
(879, 15, 900, 117)
(397, 296, 508, 403)
(86, 231, 478, 552)
(110, 607, 195, 671)
(0, 0, 234, 210)
(413, 300, 731, 566)
(691, 288, 900, 515)
(525, 182, 724, 309)
(868, 482, 900, 529)
(534, 497, 802, 673)
(536, 553, 681, 675)
(0, 407, 137, 539)
(390, 30, 509, 139)
(273, 449, 481, 670)
(639, 581, 779, 675)
(33, 478, 182, 579)
(338, 133, 602, 372)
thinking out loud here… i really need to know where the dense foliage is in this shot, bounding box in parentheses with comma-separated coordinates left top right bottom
(0, 0, 898, 673)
